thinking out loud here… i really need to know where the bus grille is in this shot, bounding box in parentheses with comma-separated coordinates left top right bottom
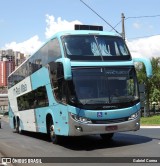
(91, 117, 128, 124)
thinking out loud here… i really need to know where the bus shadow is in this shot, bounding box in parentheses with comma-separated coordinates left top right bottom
(20, 130, 49, 142)
(20, 131, 152, 151)
(60, 133, 152, 151)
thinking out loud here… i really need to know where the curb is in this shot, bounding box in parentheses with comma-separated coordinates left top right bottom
(141, 126, 160, 128)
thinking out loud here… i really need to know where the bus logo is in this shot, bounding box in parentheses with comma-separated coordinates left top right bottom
(97, 112, 103, 118)
(13, 83, 27, 95)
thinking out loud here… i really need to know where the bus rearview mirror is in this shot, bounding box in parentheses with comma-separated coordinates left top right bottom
(133, 57, 152, 78)
(56, 58, 72, 80)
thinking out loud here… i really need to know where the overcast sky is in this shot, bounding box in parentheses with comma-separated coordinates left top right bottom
(1, 0, 160, 58)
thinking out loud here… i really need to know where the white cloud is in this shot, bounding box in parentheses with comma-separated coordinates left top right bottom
(5, 35, 43, 56)
(45, 14, 82, 39)
(4, 15, 82, 55)
(127, 35, 160, 59)
(4, 14, 160, 59)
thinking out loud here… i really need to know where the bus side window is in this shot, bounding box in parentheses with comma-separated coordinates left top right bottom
(48, 38, 61, 61)
(56, 63, 66, 104)
(56, 79, 67, 103)
(49, 62, 66, 104)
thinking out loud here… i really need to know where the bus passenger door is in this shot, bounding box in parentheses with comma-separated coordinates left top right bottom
(53, 103, 69, 136)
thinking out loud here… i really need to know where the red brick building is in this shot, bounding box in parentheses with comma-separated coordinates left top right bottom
(0, 61, 15, 87)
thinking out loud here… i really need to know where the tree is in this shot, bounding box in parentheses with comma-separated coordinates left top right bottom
(135, 57, 160, 116)
(150, 57, 160, 104)
(151, 88, 160, 103)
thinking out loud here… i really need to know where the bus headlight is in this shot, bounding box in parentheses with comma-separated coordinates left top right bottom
(128, 111, 140, 121)
(70, 113, 92, 124)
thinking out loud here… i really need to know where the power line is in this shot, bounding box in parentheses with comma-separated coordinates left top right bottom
(110, 14, 160, 31)
(110, 14, 160, 39)
(109, 20, 122, 31)
(126, 15, 160, 40)
(80, 0, 121, 35)
(126, 14, 160, 20)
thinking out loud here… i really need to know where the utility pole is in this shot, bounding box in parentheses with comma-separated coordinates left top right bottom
(121, 13, 125, 40)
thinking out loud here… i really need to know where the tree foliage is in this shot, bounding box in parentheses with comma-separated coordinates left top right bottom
(135, 57, 160, 113)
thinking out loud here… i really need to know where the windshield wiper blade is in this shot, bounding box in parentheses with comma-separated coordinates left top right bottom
(82, 99, 107, 105)
(81, 99, 95, 105)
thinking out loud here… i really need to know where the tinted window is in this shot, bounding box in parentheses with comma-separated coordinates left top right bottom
(49, 62, 66, 104)
(8, 38, 62, 88)
(62, 35, 131, 61)
(17, 86, 49, 111)
(67, 67, 139, 109)
(48, 38, 61, 61)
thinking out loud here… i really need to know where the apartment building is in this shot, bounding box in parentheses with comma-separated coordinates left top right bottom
(0, 49, 25, 113)
(0, 49, 26, 87)
(0, 60, 15, 87)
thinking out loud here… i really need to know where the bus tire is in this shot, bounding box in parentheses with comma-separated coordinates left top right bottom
(48, 119, 60, 144)
(13, 117, 16, 129)
(16, 118, 22, 134)
(100, 133, 114, 140)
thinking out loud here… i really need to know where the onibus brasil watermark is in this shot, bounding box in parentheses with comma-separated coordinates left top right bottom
(0, 157, 159, 164)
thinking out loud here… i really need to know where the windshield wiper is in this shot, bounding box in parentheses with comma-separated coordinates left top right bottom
(81, 99, 108, 105)
(81, 99, 95, 105)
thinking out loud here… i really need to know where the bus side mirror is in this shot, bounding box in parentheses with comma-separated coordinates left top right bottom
(133, 57, 152, 78)
(56, 58, 72, 80)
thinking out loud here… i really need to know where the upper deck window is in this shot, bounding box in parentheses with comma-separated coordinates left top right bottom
(62, 35, 131, 61)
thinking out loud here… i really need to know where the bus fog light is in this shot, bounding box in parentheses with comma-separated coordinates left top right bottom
(128, 111, 140, 120)
(75, 126, 83, 132)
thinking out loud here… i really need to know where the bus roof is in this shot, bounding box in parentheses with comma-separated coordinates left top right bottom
(51, 30, 119, 39)
(8, 30, 121, 77)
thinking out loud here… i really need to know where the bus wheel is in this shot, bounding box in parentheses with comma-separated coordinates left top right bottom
(49, 120, 59, 144)
(100, 133, 114, 140)
(0, 119, 1, 129)
(16, 119, 22, 134)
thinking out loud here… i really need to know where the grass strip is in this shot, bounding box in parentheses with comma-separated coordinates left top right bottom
(141, 115, 160, 126)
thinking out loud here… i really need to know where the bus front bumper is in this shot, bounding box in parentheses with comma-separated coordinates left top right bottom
(68, 114, 140, 136)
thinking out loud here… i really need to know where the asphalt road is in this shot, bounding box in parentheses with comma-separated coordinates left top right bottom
(0, 116, 160, 166)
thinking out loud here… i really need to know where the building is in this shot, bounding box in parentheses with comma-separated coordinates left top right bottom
(0, 60, 15, 87)
(0, 49, 15, 62)
(0, 49, 25, 68)
(0, 49, 26, 87)
(0, 49, 25, 114)
(14, 51, 25, 67)
(0, 49, 15, 87)
(0, 88, 8, 114)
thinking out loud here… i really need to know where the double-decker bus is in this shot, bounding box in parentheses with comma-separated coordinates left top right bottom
(8, 25, 152, 144)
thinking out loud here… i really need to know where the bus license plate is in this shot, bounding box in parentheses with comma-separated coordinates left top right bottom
(105, 125, 118, 131)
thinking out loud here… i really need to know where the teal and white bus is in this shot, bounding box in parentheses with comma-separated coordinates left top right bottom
(8, 25, 152, 144)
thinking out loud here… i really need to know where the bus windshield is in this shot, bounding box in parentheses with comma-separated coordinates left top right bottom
(63, 35, 131, 61)
(68, 67, 139, 109)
